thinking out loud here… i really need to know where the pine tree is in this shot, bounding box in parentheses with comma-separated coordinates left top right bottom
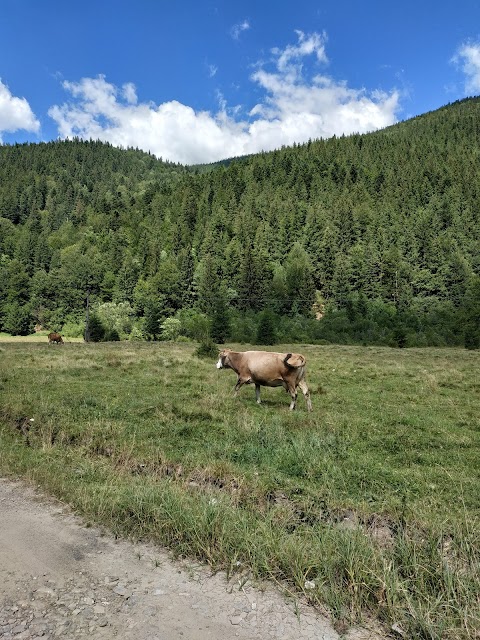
(210, 289, 230, 344)
(462, 275, 480, 349)
(3, 302, 32, 335)
(284, 243, 316, 315)
(271, 263, 289, 314)
(196, 253, 220, 316)
(256, 309, 277, 345)
(87, 313, 106, 342)
(178, 248, 197, 308)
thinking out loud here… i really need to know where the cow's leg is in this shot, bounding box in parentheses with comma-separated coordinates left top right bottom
(298, 380, 312, 412)
(255, 384, 261, 404)
(234, 378, 247, 396)
(288, 385, 297, 410)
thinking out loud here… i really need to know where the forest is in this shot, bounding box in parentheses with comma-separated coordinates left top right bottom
(0, 97, 479, 347)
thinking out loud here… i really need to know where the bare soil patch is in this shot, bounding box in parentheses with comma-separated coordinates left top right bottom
(0, 478, 381, 639)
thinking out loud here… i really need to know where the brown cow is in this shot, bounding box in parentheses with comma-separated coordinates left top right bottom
(48, 332, 63, 344)
(216, 349, 312, 411)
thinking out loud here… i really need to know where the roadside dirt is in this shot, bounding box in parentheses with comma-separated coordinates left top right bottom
(0, 478, 382, 639)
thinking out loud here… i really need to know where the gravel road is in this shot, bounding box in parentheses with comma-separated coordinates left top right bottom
(0, 478, 381, 639)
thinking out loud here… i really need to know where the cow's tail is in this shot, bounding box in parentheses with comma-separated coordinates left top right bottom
(283, 353, 306, 368)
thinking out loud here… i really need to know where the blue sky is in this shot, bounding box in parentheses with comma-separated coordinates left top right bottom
(1, 0, 480, 164)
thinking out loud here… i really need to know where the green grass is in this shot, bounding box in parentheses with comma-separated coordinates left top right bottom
(0, 341, 479, 638)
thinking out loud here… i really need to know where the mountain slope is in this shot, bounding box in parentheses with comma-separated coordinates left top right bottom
(0, 99, 479, 345)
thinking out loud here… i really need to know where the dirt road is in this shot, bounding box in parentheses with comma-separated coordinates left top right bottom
(0, 478, 385, 639)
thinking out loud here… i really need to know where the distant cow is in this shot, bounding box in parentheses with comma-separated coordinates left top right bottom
(216, 349, 312, 411)
(48, 332, 63, 345)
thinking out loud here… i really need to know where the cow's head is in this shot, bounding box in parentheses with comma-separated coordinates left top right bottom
(216, 348, 231, 369)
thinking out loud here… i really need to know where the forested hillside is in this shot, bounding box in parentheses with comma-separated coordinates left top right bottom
(1, 98, 479, 346)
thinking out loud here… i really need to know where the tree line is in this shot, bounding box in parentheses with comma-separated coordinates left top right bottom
(1, 98, 479, 348)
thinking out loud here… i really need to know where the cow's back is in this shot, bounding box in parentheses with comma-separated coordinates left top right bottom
(243, 351, 302, 380)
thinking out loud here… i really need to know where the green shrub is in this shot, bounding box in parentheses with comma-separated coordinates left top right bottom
(194, 339, 218, 359)
(176, 308, 210, 341)
(160, 317, 182, 341)
(104, 328, 120, 341)
(465, 324, 480, 350)
(94, 302, 134, 340)
(391, 326, 407, 348)
(86, 313, 105, 342)
(128, 326, 146, 341)
(61, 320, 85, 338)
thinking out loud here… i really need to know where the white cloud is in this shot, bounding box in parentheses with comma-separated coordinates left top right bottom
(231, 20, 250, 40)
(48, 32, 400, 164)
(122, 82, 137, 105)
(208, 64, 218, 78)
(48, 76, 249, 165)
(0, 79, 40, 142)
(452, 41, 480, 93)
(273, 30, 328, 73)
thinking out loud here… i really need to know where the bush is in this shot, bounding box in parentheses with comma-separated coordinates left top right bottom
(128, 326, 146, 341)
(104, 328, 120, 341)
(465, 324, 480, 350)
(176, 308, 210, 341)
(229, 311, 257, 343)
(391, 326, 407, 348)
(94, 301, 134, 340)
(61, 320, 85, 338)
(194, 339, 218, 359)
(86, 313, 105, 342)
(160, 317, 182, 341)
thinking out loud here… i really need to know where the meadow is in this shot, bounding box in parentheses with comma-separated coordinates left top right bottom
(0, 340, 478, 638)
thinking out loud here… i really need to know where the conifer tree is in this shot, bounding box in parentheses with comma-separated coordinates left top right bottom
(256, 308, 277, 345)
(462, 275, 480, 349)
(284, 243, 316, 315)
(210, 288, 230, 344)
(236, 242, 269, 311)
(87, 313, 106, 342)
(3, 302, 32, 335)
(196, 253, 220, 316)
(178, 248, 197, 308)
(271, 263, 289, 315)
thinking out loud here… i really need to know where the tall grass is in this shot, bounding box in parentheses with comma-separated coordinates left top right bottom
(0, 342, 479, 638)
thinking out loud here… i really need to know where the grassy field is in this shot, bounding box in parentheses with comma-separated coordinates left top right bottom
(0, 340, 478, 638)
